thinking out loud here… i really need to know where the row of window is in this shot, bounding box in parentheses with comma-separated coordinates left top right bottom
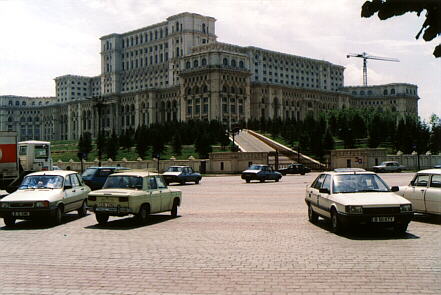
(7, 100, 50, 106)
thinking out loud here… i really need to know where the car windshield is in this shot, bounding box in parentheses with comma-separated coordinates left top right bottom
(19, 175, 64, 189)
(249, 165, 264, 170)
(332, 174, 390, 193)
(167, 167, 183, 172)
(82, 168, 97, 178)
(103, 175, 143, 189)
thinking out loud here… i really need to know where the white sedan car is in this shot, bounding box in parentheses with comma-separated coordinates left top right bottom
(0, 171, 90, 227)
(305, 169, 413, 234)
(395, 169, 441, 215)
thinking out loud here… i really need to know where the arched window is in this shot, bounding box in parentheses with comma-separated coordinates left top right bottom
(202, 23, 206, 33)
(27, 117, 32, 123)
(239, 88, 243, 95)
(203, 85, 208, 92)
(176, 21, 179, 32)
(223, 58, 228, 66)
(391, 88, 395, 94)
(239, 60, 244, 68)
(7, 117, 12, 122)
(22, 101, 26, 106)
(360, 91, 365, 95)
(176, 47, 180, 57)
(187, 88, 191, 95)
(231, 87, 235, 93)
(202, 58, 207, 66)
(8, 100, 12, 106)
(231, 59, 236, 67)
(352, 91, 357, 95)
(155, 30, 158, 40)
(32, 101, 35, 106)
(368, 90, 372, 95)
(193, 60, 199, 67)
(222, 86, 227, 92)
(383, 89, 388, 95)
(194, 86, 199, 94)
(186, 61, 191, 69)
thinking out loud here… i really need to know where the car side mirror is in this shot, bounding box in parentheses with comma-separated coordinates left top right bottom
(64, 185, 73, 190)
(410, 181, 415, 186)
(391, 186, 399, 192)
(135, 184, 143, 190)
(319, 188, 330, 194)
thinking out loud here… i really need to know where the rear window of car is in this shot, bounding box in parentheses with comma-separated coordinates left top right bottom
(97, 169, 114, 177)
(82, 168, 97, 178)
(430, 175, 441, 188)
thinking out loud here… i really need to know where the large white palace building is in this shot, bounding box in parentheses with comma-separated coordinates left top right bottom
(0, 12, 419, 141)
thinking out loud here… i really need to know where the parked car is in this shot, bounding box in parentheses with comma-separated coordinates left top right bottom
(241, 164, 282, 183)
(372, 161, 405, 173)
(82, 166, 130, 190)
(434, 164, 441, 169)
(277, 163, 310, 175)
(87, 171, 182, 225)
(162, 166, 202, 185)
(305, 168, 413, 234)
(0, 170, 91, 227)
(394, 169, 441, 215)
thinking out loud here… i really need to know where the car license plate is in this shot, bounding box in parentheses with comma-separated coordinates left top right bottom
(97, 202, 116, 208)
(372, 216, 394, 222)
(12, 211, 30, 217)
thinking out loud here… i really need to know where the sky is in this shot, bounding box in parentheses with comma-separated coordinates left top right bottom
(0, 0, 440, 121)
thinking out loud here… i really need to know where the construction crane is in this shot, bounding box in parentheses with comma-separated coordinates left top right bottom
(346, 52, 399, 86)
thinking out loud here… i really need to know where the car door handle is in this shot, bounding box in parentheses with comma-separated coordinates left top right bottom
(72, 190, 76, 192)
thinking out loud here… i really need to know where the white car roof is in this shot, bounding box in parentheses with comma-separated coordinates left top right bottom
(108, 171, 160, 177)
(26, 170, 77, 177)
(417, 168, 441, 175)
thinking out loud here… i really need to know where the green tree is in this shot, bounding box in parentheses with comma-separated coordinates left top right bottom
(105, 132, 119, 160)
(323, 128, 335, 151)
(78, 132, 93, 160)
(135, 125, 150, 159)
(195, 133, 212, 159)
(362, 0, 441, 57)
(429, 114, 441, 153)
(171, 132, 183, 156)
(151, 129, 166, 158)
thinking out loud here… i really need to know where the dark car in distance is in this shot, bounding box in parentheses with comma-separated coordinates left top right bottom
(81, 166, 130, 190)
(277, 163, 310, 175)
(162, 166, 202, 185)
(241, 164, 282, 183)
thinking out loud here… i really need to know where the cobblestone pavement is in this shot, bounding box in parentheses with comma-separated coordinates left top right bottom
(0, 173, 440, 294)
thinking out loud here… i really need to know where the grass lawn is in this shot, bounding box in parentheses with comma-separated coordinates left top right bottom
(51, 143, 228, 162)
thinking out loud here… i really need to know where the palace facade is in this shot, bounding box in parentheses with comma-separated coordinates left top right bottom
(0, 12, 419, 141)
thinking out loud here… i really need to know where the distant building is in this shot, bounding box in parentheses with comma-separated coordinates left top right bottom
(0, 12, 419, 141)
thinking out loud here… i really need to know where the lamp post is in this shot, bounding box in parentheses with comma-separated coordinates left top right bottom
(92, 96, 104, 167)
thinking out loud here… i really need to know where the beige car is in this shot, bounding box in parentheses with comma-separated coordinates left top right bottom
(395, 169, 441, 215)
(87, 171, 182, 224)
(0, 170, 90, 227)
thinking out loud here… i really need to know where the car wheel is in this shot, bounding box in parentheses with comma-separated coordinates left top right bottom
(171, 199, 178, 217)
(137, 204, 149, 224)
(180, 180, 185, 185)
(77, 200, 87, 217)
(195, 179, 200, 184)
(275, 178, 279, 182)
(96, 213, 109, 225)
(330, 209, 343, 234)
(52, 206, 63, 225)
(394, 223, 408, 235)
(4, 217, 16, 227)
(245, 179, 250, 183)
(301, 172, 306, 175)
(260, 179, 265, 183)
(308, 204, 318, 224)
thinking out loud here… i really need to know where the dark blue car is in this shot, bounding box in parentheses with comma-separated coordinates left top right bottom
(81, 166, 130, 190)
